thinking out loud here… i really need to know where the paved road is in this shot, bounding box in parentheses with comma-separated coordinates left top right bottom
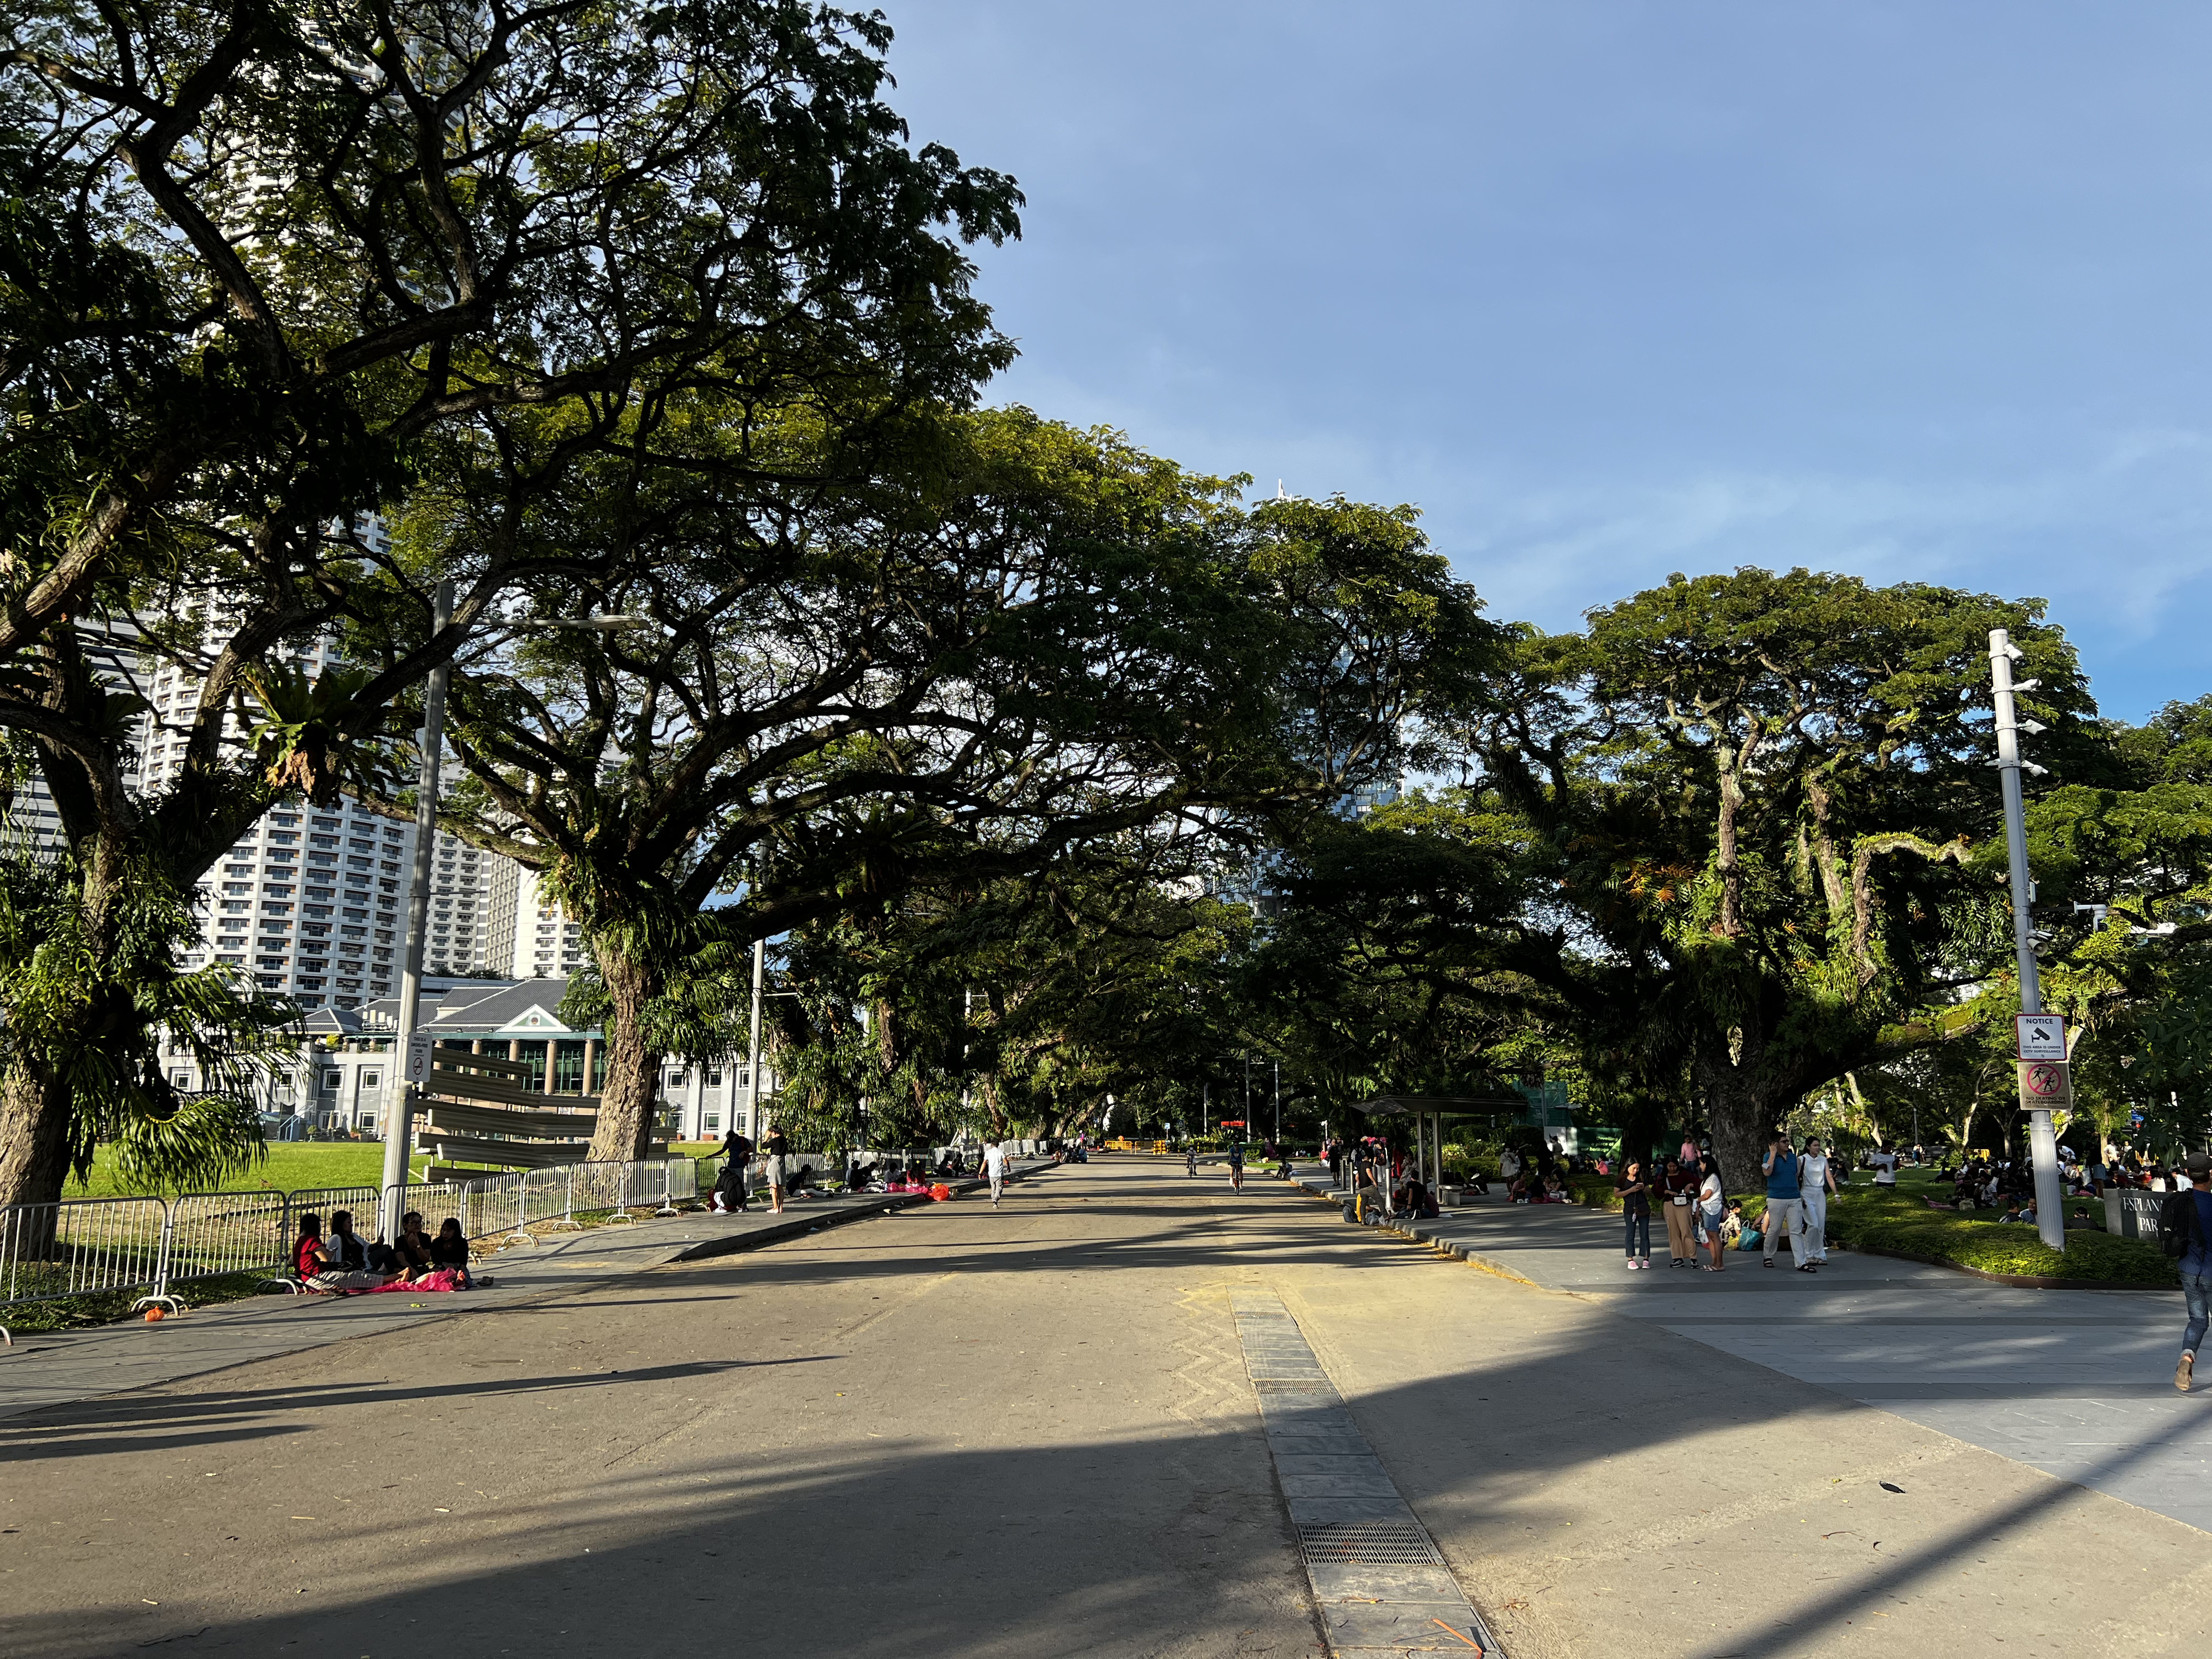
(2, 1161, 2208, 1657)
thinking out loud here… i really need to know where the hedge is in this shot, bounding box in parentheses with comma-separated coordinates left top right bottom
(1550, 1173, 2174, 1285)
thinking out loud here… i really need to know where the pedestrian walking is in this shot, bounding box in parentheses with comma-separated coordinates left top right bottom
(1697, 1163, 1727, 1272)
(1760, 1130, 1803, 1270)
(763, 1124, 791, 1214)
(1616, 1157, 1653, 1270)
(2160, 1158, 2212, 1392)
(1186, 1145, 1199, 1176)
(984, 1139, 1008, 1207)
(1660, 1155, 1700, 1267)
(1228, 1140, 1245, 1193)
(1794, 1136, 1838, 1271)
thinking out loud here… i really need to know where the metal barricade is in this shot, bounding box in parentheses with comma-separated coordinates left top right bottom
(0, 1197, 173, 1343)
(665, 1158, 698, 1204)
(520, 1165, 582, 1234)
(567, 1161, 628, 1221)
(165, 1190, 291, 1299)
(447, 1171, 528, 1245)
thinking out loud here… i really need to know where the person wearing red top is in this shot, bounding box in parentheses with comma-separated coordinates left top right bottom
(293, 1213, 391, 1293)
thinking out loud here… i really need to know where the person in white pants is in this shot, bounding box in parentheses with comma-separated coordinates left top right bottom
(1794, 1136, 1838, 1270)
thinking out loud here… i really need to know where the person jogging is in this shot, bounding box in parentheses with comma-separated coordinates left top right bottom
(2161, 1158, 2212, 1392)
(983, 1139, 1008, 1207)
(1761, 1130, 1803, 1270)
(1227, 1140, 1245, 1192)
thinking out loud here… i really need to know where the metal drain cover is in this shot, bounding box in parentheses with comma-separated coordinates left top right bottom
(1296, 1521, 1445, 1567)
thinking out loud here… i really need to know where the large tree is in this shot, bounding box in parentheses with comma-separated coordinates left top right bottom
(1463, 568, 2104, 1183)
(0, 0, 1021, 1206)
(426, 408, 1491, 1160)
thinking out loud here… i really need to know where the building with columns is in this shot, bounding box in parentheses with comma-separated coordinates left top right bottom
(271, 977, 774, 1143)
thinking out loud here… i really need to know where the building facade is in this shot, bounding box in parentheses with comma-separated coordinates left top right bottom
(261, 978, 774, 1142)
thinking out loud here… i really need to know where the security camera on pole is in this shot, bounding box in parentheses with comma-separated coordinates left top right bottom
(1989, 627, 2068, 1252)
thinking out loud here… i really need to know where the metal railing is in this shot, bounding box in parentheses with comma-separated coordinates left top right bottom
(1, 1158, 710, 1345)
(0, 1198, 172, 1337)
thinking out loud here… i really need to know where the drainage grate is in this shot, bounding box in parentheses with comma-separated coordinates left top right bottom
(1296, 1521, 1445, 1567)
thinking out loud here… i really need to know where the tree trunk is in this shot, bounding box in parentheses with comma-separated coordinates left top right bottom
(1695, 1045, 1789, 1195)
(588, 945, 666, 1162)
(0, 1064, 72, 1213)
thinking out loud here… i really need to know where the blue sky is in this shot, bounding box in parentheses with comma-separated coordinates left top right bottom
(884, 1, 2212, 723)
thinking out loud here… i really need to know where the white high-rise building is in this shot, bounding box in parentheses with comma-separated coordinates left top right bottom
(484, 856, 589, 979)
(425, 831, 503, 977)
(181, 797, 416, 1008)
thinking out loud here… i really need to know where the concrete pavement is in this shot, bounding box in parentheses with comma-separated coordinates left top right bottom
(1300, 1174, 2212, 1534)
(1, 1159, 2208, 1657)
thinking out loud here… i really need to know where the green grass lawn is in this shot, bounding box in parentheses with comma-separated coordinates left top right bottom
(61, 1142, 437, 1199)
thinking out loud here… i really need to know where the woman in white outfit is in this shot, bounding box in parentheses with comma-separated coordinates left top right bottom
(1795, 1136, 1839, 1271)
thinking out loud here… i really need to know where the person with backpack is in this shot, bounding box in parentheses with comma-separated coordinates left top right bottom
(1227, 1139, 1245, 1193)
(2159, 1157, 2212, 1392)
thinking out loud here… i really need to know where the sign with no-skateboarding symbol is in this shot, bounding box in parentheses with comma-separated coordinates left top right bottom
(404, 1030, 435, 1087)
(2016, 1059, 2073, 1112)
(2015, 1014, 2068, 1061)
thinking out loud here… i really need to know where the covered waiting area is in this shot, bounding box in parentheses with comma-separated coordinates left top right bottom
(1345, 1092, 1538, 1192)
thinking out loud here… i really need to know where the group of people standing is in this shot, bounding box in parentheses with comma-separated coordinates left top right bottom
(1608, 1131, 1838, 1274)
(706, 1126, 794, 1215)
(1611, 1148, 1728, 1272)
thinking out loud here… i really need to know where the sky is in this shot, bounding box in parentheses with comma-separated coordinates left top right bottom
(881, 1, 2212, 723)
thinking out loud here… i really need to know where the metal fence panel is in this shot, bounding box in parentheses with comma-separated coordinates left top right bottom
(166, 1190, 290, 1288)
(567, 1161, 627, 1216)
(0, 1198, 170, 1322)
(520, 1166, 578, 1231)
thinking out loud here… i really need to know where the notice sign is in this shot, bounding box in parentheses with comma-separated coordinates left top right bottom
(404, 1030, 435, 1088)
(2017, 1059, 2073, 1112)
(2015, 1014, 2068, 1062)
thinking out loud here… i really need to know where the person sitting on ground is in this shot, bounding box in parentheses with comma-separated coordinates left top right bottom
(392, 1212, 437, 1282)
(1539, 1172, 1567, 1204)
(2067, 1204, 2100, 1230)
(428, 1218, 489, 1288)
(294, 1213, 393, 1293)
(325, 1209, 372, 1273)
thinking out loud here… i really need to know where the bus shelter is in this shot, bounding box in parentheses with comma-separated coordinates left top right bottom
(1347, 1092, 1538, 1192)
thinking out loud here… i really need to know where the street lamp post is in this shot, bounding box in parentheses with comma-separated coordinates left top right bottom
(1990, 627, 2067, 1251)
(378, 600, 659, 1238)
(379, 580, 453, 1238)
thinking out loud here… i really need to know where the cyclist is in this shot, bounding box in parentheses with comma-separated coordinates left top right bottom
(1186, 1146, 1199, 1176)
(1227, 1139, 1245, 1193)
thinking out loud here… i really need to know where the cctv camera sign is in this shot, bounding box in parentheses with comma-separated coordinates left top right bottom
(2015, 1014, 2068, 1062)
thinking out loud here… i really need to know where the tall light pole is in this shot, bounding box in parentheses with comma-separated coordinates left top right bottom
(1990, 628, 2067, 1251)
(380, 580, 453, 1237)
(1272, 1060, 1280, 1147)
(378, 601, 658, 1237)
(743, 936, 765, 1139)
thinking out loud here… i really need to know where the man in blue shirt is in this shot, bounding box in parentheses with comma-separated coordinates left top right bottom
(2167, 1159, 2212, 1392)
(1761, 1131, 1803, 1270)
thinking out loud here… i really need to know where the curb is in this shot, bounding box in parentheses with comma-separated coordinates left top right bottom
(672, 1161, 1058, 1263)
